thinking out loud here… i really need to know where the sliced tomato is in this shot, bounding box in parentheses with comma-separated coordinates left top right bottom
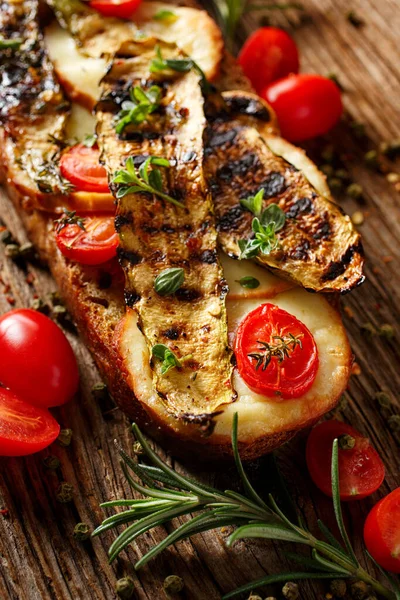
(56, 215, 119, 265)
(60, 144, 109, 193)
(0, 387, 60, 456)
(306, 420, 385, 501)
(0, 309, 79, 409)
(364, 488, 400, 573)
(234, 303, 318, 399)
(238, 27, 299, 94)
(262, 74, 343, 142)
(89, 0, 142, 18)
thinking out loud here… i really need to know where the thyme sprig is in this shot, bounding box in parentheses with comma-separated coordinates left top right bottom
(248, 333, 303, 370)
(94, 415, 399, 600)
(115, 85, 162, 135)
(150, 45, 210, 93)
(112, 156, 184, 208)
(54, 210, 86, 234)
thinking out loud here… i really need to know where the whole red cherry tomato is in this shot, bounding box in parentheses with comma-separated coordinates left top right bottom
(239, 27, 299, 94)
(89, 0, 142, 19)
(0, 309, 79, 408)
(364, 488, 400, 573)
(234, 303, 318, 399)
(0, 387, 60, 456)
(56, 215, 119, 265)
(306, 420, 385, 500)
(60, 144, 109, 193)
(262, 74, 343, 142)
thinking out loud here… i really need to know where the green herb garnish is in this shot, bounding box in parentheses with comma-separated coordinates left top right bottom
(82, 134, 97, 148)
(238, 190, 286, 259)
(112, 156, 184, 208)
(115, 85, 162, 135)
(153, 9, 178, 22)
(235, 276, 260, 289)
(154, 267, 185, 295)
(151, 344, 181, 374)
(150, 45, 210, 93)
(248, 334, 302, 370)
(0, 37, 22, 50)
(93, 415, 399, 600)
(54, 210, 86, 234)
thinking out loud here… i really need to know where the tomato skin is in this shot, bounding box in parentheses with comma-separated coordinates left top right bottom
(60, 144, 109, 193)
(306, 420, 385, 501)
(89, 0, 142, 18)
(56, 215, 119, 266)
(364, 489, 400, 573)
(0, 310, 79, 409)
(262, 74, 343, 142)
(234, 303, 318, 399)
(239, 27, 299, 94)
(0, 387, 60, 456)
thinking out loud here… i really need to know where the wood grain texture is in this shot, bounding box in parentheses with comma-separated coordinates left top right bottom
(0, 0, 399, 598)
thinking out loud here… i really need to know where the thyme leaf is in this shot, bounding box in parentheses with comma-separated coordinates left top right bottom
(115, 85, 162, 135)
(82, 134, 97, 148)
(238, 190, 286, 259)
(54, 210, 86, 234)
(150, 45, 210, 93)
(151, 344, 181, 374)
(112, 156, 184, 208)
(248, 334, 303, 370)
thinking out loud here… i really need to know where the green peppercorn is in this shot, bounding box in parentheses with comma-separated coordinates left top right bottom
(5, 244, 21, 259)
(364, 150, 379, 170)
(52, 304, 68, 322)
(56, 482, 74, 503)
(329, 579, 347, 597)
(73, 522, 91, 541)
(163, 575, 184, 595)
(91, 382, 109, 402)
(335, 168, 349, 181)
(360, 322, 377, 337)
(320, 164, 334, 177)
(264, 597, 277, 600)
(321, 147, 335, 163)
(49, 291, 63, 306)
(350, 581, 370, 599)
(328, 177, 343, 193)
(247, 595, 262, 600)
(42, 455, 61, 470)
(282, 582, 299, 600)
(388, 415, 400, 432)
(374, 391, 391, 409)
(338, 434, 356, 450)
(57, 428, 73, 447)
(378, 324, 395, 340)
(132, 441, 144, 455)
(347, 183, 363, 199)
(115, 576, 135, 599)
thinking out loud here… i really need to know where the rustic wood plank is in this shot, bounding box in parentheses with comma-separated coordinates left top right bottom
(1, 0, 400, 598)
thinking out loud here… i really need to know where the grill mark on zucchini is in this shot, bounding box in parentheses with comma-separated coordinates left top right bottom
(96, 44, 235, 420)
(204, 92, 364, 293)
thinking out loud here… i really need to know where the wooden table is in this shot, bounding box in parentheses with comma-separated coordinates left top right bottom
(0, 0, 399, 598)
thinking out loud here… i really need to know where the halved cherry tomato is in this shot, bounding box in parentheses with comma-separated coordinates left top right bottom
(60, 144, 109, 193)
(0, 387, 60, 456)
(89, 0, 142, 19)
(238, 27, 299, 94)
(262, 74, 343, 142)
(0, 309, 79, 409)
(234, 303, 318, 399)
(306, 420, 385, 501)
(364, 488, 400, 573)
(56, 215, 119, 265)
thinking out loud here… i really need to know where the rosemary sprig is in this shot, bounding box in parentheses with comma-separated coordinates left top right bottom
(54, 210, 86, 234)
(248, 333, 302, 370)
(115, 85, 162, 135)
(238, 190, 286, 259)
(94, 415, 399, 600)
(150, 45, 210, 93)
(112, 156, 184, 208)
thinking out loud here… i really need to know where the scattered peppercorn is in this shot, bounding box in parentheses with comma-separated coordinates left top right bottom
(374, 391, 392, 409)
(247, 595, 262, 600)
(5, 244, 21, 259)
(386, 172, 400, 183)
(351, 211, 364, 225)
(31, 298, 50, 314)
(73, 522, 91, 541)
(364, 150, 379, 170)
(329, 579, 347, 598)
(320, 164, 334, 177)
(132, 441, 144, 455)
(378, 324, 394, 339)
(163, 575, 184, 595)
(388, 415, 400, 432)
(91, 382, 109, 402)
(360, 322, 377, 337)
(328, 177, 343, 193)
(380, 139, 400, 160)
(56, 482, 74, 503)
(282, 582, 299, 600)
(42, 455, 61, 470)
(335, 168, 349, 181)
(347, 183, 363, 199)
(321, 147, 335, 163)
(350, 580, 370, 599)
(52, 304, 68, 322)
(346, 10, 364, 27)
(57, 428, 73, 447)
(338, 434, 356, 450)
(115, 576, 135, 599)
(49, 291, 63, 306)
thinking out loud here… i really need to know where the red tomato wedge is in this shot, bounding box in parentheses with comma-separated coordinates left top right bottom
(364, 488, 400, 573)
(89, 0, 142, 18)
(56, 215, 119, 265)
(60, 144, 109, 193)
(234, 303, 318, 399)
(306, 420, 385, 500)
(262, 74, 343, 142)
(239, 27, 299, 94)
(0, 309, 79, 409)
(0, 387, 60, 456)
